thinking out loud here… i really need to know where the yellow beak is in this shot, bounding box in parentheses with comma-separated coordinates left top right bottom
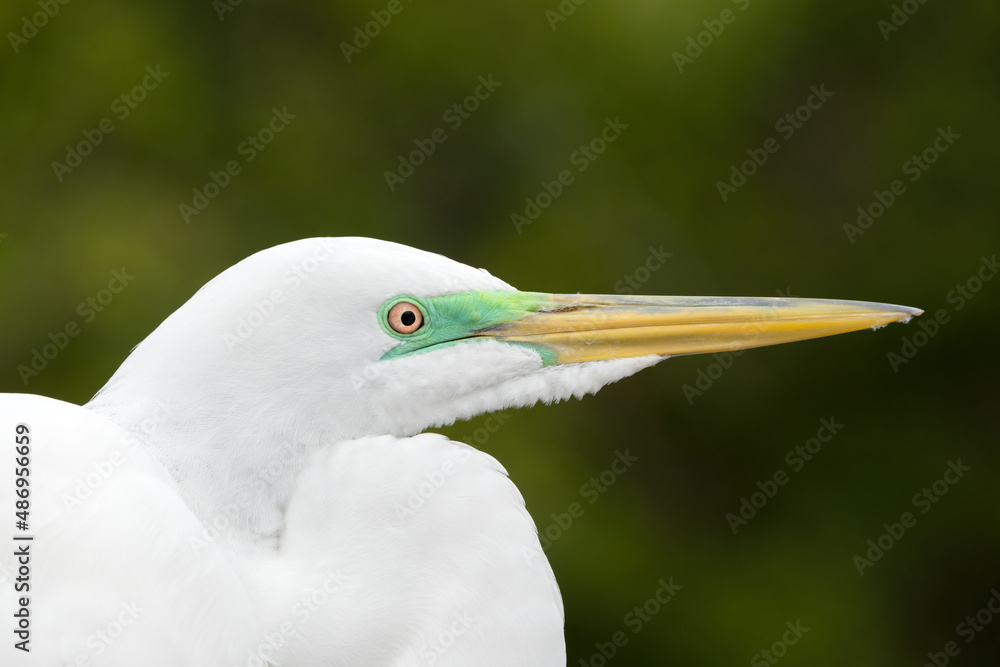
(481, 294, 922, 364)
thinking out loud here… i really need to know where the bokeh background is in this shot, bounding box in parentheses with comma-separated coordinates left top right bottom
(2, 0, 998, 664)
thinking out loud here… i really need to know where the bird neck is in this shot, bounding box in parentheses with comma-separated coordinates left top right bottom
(86, 383, 348, 552)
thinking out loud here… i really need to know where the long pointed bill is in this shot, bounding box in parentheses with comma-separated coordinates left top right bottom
(477, 294, 922, 364)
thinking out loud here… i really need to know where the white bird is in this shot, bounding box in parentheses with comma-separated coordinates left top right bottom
(1, 237, 920, 666)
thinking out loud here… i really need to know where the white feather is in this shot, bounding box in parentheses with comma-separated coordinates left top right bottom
(3, 238, 662, 665)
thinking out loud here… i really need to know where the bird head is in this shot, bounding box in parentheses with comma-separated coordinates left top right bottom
(83, 236, 920, 541)
(90, 237, 920, 446)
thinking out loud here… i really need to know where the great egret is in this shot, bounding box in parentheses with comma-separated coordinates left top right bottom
(1, 237, 920, 666)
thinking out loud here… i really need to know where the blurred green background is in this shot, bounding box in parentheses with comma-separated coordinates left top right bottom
(2, 0, 998, 664)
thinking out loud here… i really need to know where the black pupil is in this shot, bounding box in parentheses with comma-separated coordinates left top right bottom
(401, 310, 416, 327)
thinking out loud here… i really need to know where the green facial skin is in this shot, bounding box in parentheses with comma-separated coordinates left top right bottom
(378, 291, 558, 365)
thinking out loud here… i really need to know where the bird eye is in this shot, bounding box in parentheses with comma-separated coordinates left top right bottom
(386, 301, 424, 334)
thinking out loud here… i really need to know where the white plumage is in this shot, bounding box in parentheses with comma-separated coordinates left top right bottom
(1, 394, 259, 666)
(1, 237, 918, 665)
(2, 238, 659, 666)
